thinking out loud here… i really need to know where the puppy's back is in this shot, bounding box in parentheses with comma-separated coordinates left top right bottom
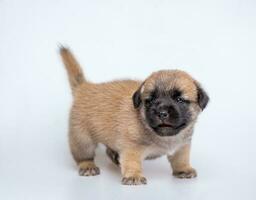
(70, 80, 141, 145)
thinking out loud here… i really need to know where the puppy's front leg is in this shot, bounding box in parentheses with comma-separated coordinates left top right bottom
(168, 143, 197, 178)
(120, 149, 147, 185)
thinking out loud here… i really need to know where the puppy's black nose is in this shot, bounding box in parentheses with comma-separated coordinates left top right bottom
(158, 111, 169, 120)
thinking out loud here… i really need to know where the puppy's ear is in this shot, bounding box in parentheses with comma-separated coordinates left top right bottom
(132, 83, 144, 109)
(132, 89, 142, 109)
(195, 82, 209, 110)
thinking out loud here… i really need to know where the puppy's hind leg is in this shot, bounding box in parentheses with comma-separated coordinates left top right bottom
(69, 127, 100, 176)
(106, 147, 120, 166)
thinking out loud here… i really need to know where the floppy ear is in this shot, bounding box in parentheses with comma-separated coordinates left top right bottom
(195, 83, 209, 110)
(132, 88, 142, 109)
(132, 82, 145, 109)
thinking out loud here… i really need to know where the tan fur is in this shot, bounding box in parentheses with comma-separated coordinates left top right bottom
(60, 47, 203, 185)
(141, 70, 198, 102)
(60, 47, 85, 93)
(168, 144, 197, 178)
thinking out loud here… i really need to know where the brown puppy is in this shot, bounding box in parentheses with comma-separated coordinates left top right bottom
(60, 47, 209, 185)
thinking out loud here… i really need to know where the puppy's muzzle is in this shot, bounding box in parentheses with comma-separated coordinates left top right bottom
(156, 104, 184, 129)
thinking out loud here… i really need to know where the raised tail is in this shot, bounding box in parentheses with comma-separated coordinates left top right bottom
(59, 46, 86, 92)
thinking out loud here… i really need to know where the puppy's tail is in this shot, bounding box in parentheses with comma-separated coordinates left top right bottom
(59, 46, 86, 92)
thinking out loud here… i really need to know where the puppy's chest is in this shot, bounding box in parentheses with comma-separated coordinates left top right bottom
(143, 133, 192, 159)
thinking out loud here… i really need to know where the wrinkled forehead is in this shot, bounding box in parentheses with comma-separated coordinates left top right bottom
(141, 70, 198, 101)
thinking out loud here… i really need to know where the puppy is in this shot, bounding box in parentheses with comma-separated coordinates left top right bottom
(60, 47, 209, 185)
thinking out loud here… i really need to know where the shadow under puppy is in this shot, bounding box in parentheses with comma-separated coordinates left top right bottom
(60, 47, 209, 185)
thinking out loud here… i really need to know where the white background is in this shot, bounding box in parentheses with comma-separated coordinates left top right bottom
(1, 0, 256, 199)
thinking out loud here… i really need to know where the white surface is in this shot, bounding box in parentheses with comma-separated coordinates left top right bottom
(1, 0, 256, 199)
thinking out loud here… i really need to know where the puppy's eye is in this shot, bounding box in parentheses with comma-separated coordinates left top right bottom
(176, 97, 185, 103)
(145, 96, 157, 105)
(145, 98, 153, 104)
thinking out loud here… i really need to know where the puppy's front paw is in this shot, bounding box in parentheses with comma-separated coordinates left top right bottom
(122, 176, 147, 185)
(173, 168, 197, 179)
(79, 166, 100, 176)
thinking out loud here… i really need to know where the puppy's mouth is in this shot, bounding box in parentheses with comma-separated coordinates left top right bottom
(157, 123, 186, 130)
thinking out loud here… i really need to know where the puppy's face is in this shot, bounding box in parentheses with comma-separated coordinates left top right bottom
(133, 70, 209, 136)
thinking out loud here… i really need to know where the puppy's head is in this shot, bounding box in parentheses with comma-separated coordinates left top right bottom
(133, 70, 209, 136)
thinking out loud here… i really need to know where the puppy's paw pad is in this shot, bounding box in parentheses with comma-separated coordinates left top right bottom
(122, 176, 147, 185)
(173, 168, 197, 179)
(79, 166, 100, 176)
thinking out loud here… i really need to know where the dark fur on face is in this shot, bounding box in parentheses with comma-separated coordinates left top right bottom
(143, 88, 192, 136)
